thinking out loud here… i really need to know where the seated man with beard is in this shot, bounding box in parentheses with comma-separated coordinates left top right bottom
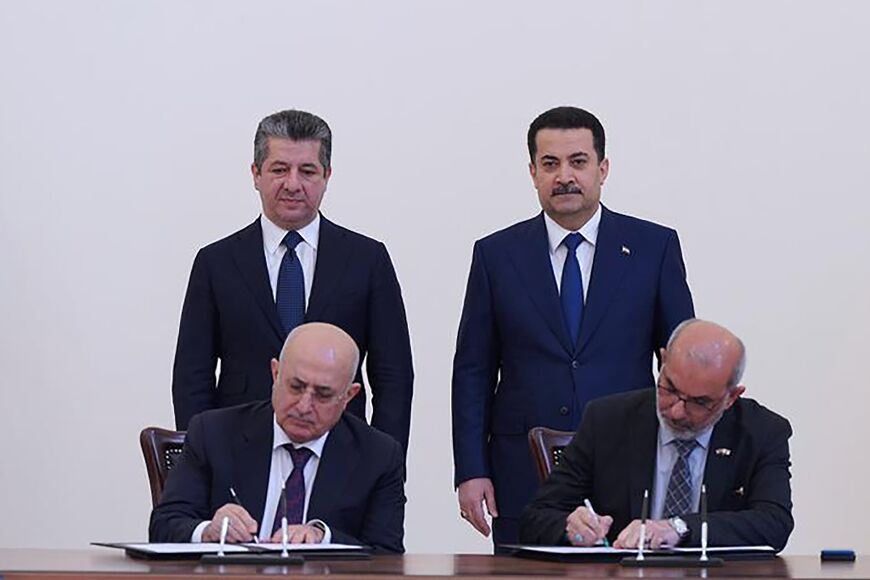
(519, 319, 793, 552)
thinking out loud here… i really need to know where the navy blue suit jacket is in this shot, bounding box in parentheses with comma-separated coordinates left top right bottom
(149, 401, 406, 553)
(452, 207, 694, 527)
(519, 390, 794, 552)
(171, 215, 414, 452)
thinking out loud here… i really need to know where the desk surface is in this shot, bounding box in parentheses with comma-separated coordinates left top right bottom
(0, 549, 865, 580)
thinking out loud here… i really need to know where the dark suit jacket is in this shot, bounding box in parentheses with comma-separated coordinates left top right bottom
(452, 207, 694, 524)
(172, 215, 414, 452)
(519, 389, 794, 552)
(149, 401, 406, 553)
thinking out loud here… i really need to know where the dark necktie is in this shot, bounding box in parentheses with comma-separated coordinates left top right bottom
(663, 438, 699, 517)
(560, 233, 585, 346)
(276, 231, 305, 335)
(272, 445, 314, 533)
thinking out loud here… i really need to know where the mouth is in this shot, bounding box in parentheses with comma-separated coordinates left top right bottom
(552, 185, 583, 196)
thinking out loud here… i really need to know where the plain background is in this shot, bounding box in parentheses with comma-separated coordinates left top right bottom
(1, 1, 868, 555)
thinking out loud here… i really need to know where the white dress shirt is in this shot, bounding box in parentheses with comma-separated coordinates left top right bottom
(191, 418, 332, 543)
(543, 205, 602, 300)
(650, 420, 714, 520)
(260, 213, 319, 305)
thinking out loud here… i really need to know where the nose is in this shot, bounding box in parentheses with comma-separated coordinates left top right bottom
(282, 168, 302, 192)
(669, 398, 688, 420)
(556, 163, 574, 184)
(294, 389, 314, 413)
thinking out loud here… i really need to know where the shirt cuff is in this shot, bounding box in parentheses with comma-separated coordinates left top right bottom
(191, 520, 211, 543)
(307, 519, 331, 544)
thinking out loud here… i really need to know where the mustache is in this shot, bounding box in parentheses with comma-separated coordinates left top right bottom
(552, 184, 583, 196)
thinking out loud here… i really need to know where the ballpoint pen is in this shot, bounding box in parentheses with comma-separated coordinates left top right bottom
(229, 486, 259, 543)
(583, 498, 611, 547)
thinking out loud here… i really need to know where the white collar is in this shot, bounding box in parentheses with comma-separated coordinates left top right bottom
(272, 414, 330, 458)
(260, 213, 321, 256)
(543, 204, 602, 253)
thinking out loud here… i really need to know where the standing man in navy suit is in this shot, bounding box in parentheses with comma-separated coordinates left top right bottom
(172, 110, 414, 453)
(152, 323, 405, 553)
(452, 106, 695, 546)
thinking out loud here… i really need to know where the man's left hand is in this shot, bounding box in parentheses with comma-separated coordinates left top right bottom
(613, 519, 680, 550)
(269, 524, 325, 544)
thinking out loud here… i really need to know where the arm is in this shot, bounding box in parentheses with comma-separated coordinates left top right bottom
(684, 418, 794, 551)
(149, 414, 215, 542)
(365, 242, 414, 453)
(519, 408, 595, 545)
(329, 440, 406, 554)
(653, 230, 695, 353)
(172, 249, 219, 430)
(451, 241, 500, 486)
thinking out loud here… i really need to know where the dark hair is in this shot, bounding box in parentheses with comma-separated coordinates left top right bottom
(253, 109, 332, 173)
(527, 106, 606, 163)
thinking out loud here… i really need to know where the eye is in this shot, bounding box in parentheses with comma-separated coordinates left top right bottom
(570, 158, 587, 168)
(691, 397, 712, 408)
(271, 167, 287, 175)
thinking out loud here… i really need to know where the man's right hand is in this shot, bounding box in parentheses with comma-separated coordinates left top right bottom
(201, 503, 259, 543)
(565, 506, 613, 546)
(457, 477, 499, 537)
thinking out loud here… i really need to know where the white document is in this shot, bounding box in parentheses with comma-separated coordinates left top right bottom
(243, 542, 365, 551)
(513, 544, 774, 555)
(115, 543, 250, 554)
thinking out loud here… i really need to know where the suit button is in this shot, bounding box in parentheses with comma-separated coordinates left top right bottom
(560, 406, 569, 415)
(571, 360, 579, 369)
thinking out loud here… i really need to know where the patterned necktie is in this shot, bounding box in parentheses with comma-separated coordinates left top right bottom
(663, 438, 699, 517)
(276, 231, 305, 334)
(272, 445, 314, 533)
(560, 233, 585, 346)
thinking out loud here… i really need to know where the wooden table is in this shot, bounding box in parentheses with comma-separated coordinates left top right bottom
(0, 549, 865, 579)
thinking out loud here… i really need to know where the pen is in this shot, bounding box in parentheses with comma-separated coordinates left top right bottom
(229, 486, 259, 543)
(583, 498, 610, 547)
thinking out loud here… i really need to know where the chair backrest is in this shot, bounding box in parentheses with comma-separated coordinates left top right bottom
(527, 426, 575, 483)
(139, 426, 186, 507)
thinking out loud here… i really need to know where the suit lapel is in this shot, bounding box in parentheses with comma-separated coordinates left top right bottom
(703, 403, 740, 511)
(231, 403, 275, 527)
(306, 216, 352, 321)
(506, 214, 573, 354)
(308, 415, 360, 516)
(577, 206, 630, 354)
(626, 392, 660, 518)
(230, 219, 285, 340)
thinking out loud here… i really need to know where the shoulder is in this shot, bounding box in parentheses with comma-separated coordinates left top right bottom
(602, 206, 679, 240)
(474, 214, 543, 251)
(194, 220, 261, 259)
(335, 412, 403, 458)
(320, 215, 388, 253)
(187, 401, 271, 441)
(729, 397, 793, 439)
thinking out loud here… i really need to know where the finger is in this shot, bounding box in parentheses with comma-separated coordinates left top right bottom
(466, 502, 491, 536)
(613, 521, 637, 549)
(483, 483, 499, 518)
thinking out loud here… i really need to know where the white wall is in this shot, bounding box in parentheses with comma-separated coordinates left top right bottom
(1, 0, 868, 555)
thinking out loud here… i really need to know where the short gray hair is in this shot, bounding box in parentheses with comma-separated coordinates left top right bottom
(667, 319, 747, 389)
(253, 109, 332, 172)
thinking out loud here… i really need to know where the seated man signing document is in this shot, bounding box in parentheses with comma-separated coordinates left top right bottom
(520, 319, 793, 552)
(150, 323, 405, 553)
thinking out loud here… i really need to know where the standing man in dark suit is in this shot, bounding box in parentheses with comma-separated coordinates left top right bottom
(172, 110, 413, 453)
(453, 106, 695, 546)
(152, 323, 405, 553)
(520, 319, 793, 552)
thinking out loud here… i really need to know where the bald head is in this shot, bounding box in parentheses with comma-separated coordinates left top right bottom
(279, 322, 360, 386)
(666, 319, 746, 389)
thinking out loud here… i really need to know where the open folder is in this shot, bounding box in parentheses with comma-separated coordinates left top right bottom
(93, 541, 369, 561)
(507, 544, 777, 561)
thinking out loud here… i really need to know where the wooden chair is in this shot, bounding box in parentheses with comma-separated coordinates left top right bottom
(527, 426, 575, 483)
(139, 426, 186, 507)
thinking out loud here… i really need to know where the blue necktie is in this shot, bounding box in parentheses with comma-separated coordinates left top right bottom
(560, 233, 584, 346)
(663, 439, 698, 517)
(276, 231, 305, 335)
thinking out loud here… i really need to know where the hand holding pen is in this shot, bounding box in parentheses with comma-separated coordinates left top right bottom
(565, 498, 613, 546)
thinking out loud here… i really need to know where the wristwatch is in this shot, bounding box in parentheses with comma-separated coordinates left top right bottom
(668, 516, 690, 543)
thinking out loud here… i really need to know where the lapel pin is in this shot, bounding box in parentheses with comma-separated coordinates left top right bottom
(714, 447, 731, 456)
(621, 245, 631, 256)
(734, 486, 744, 496)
